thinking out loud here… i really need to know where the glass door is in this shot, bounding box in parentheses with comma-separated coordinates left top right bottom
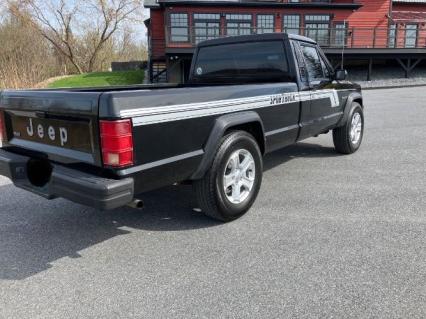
(405, 24, 418, 48)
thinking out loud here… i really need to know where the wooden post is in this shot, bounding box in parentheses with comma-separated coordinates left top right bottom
(396, 58, 414, 79)
(367, 58, 373, 81)
(410, 59, 423, 77)
(373, 27, 377, 48)
(406, 59, 411, 78)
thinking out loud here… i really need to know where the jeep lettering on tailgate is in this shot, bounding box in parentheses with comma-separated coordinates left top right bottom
(25, 118, 68, 146)
(9, 115, 92, 153)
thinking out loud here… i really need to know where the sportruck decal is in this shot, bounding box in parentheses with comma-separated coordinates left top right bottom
(311, 90, 340, 108)
(129, 89, 343, 126)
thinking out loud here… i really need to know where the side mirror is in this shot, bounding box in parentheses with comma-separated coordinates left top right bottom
(335, 69, 348, 81)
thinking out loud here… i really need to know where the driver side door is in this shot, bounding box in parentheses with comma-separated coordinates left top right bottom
(299, 43, 338, 137)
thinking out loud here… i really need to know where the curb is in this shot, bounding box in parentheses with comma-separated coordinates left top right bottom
(361, 83, 426, 90)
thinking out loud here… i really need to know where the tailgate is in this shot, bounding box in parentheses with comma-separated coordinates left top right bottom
(0, 90, 102, 166)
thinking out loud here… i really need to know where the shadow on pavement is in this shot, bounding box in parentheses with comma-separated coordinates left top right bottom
(0, 185, 219, 280)
(0, 141, 338, 280)
(264, 141, 340, 172)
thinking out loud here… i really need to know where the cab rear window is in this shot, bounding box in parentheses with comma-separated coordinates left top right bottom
(191, 41, 290, 84)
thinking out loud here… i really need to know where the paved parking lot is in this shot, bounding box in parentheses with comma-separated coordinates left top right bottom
(0, 87, 425, 319)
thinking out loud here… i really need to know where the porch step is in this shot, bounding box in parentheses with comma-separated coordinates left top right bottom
(151, 62, 167, 83)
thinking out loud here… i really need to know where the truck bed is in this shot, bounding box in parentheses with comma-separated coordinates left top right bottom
(0, 81, 304, 188)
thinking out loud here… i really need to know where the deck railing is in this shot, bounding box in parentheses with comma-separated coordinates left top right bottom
(253, 1, 360, 3)
(165, 26, 424, 49)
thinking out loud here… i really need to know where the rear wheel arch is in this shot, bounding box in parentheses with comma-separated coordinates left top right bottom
(224, 121, 265, 154)
(191, 112, 265, 180)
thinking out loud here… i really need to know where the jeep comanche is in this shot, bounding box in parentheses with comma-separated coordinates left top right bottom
(0, 33, 364, 222)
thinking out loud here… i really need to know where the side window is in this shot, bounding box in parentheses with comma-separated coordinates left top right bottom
(292, 41, 308, 84)
(300, 44, 324, 82)
(319, 55, 331, 78)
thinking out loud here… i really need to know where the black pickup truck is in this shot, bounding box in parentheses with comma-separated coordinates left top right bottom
(0, 33, 364, 222)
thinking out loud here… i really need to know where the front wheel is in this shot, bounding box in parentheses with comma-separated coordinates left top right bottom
(333, 103, 364, 154)
(193, 131, 263, 222)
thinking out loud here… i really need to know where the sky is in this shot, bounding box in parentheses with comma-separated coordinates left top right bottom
(138, 7, 150, 43)
(115, 4, 150, 44)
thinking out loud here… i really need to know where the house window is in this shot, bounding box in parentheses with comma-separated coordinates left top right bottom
(388, 24, 396, 48)
(283, 15, 300, 35)
(405, 24, 418, 48)
(193, 13, 220, 44)
(257, 14, 274, 34)
(305, 15, 331, 46)
(226, 14, 252, 36)
(170, 13, 189, 42)
(333, 22, 347, 47)
(305, 15, 330, 22)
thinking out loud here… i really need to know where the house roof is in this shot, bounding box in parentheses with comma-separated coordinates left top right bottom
(393, 0, 426, 3)
(145, 0, 362, 9)
(144, 0, 160, 7)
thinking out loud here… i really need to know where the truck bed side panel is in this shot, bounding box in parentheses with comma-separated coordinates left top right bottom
(101, 83, 302, 191)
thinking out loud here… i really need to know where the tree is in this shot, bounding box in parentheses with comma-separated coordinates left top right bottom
(9, 0, 143, 74)
(0, 14, 58, 88)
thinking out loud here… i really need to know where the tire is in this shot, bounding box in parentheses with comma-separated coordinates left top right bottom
(333, 102, 364, 154)
(193, 131, 263, 222)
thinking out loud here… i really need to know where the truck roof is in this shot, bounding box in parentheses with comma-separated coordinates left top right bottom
(196, 33, 317, 47)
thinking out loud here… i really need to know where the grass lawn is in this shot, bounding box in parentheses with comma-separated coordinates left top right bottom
(48, 70, 145, 88)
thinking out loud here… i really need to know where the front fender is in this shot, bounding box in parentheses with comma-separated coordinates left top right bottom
(337, 91, 363, 127)
(191, 111, 265, 180)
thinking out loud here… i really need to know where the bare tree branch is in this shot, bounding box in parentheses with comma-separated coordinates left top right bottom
(8, 0, 143, 73)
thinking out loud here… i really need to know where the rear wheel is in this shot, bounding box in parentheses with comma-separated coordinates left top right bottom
(333, 103, 364, 154)
(193, 131, 263, 222)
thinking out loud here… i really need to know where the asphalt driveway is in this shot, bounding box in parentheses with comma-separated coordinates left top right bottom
(0, 87, 425, 318)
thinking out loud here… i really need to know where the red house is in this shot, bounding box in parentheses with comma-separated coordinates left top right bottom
(145, 0, 426, 83)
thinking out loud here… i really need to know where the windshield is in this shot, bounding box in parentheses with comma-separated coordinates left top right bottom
(191, 41, 291, 84)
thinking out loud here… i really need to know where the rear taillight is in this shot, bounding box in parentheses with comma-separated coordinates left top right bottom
(100, 119, 134, 168)
(0, 111, 6, 146)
